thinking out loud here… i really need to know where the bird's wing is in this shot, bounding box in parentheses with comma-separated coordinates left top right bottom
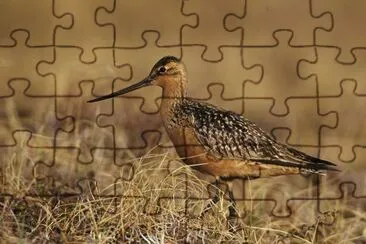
(180, 99, 337, 172)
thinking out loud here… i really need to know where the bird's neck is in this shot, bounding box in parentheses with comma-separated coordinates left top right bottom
(161, 76, 187, 102)
(160, 76, 187, 119)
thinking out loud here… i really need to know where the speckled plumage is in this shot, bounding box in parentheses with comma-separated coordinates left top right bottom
(168, 98, 337, 175)
(88, 55, 339, 217)
(89, 56, 338, 178)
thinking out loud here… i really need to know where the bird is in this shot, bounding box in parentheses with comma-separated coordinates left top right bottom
(88, 56, 338, 218)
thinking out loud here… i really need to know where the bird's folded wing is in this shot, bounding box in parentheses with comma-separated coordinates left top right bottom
(185, 100, 338, 172)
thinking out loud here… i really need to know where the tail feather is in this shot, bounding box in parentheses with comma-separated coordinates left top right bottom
(286, 147, 340, 172)
(254, 157, 340, 173)
(304, 155, 340, 172)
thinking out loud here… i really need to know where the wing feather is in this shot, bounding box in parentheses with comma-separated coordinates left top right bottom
(178, 99, 338, 172)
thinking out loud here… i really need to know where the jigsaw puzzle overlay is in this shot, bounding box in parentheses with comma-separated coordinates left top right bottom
(1, 0, 365, 241)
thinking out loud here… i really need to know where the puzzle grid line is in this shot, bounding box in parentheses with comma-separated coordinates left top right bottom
(0, 0, 366, 224)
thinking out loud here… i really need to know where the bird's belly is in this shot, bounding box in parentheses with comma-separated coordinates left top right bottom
(193, 158, 262, 178)
(165, 126, 261, 178)
(166, 126, 300, 179)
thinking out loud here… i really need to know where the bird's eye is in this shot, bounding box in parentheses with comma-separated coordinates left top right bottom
(158, 66, 166, 73)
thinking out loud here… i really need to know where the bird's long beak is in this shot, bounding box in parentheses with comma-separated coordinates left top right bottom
(87, 77, 152, 103)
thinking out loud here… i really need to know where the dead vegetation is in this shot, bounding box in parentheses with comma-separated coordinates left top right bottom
(0, 97, 365, 243)
(1, 142, 365, 243)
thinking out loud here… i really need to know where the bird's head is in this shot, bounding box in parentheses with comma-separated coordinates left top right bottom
(88, 56, 186, 103)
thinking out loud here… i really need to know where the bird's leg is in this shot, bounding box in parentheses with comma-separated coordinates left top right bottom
(226, 181, 238, 218)
(211, 177, 221, 205)
(225, 181, 241, 232)
(202, 177, 220, 215)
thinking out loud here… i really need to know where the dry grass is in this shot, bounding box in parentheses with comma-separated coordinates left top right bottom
(1, 144, 366, 243)
(0, 96, 365, 243)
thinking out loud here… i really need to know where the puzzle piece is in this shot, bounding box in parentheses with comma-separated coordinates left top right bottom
(113, 130, 170, 164)
(97, 94, 167, 150)
(286, 193, 364, 243)
(0, 0, 71, 46)
(0, 130, 54, 195)
(165, 159, 206, 200)
(243, 32, 318, 115)
(319, 160, 366, 197)
(54, 0, 114, 62)
(33, 148, 133, 196)
(183, 46, 262, 100)
(0, 31, 54, 96)
(317, 82, 366, 196)
(113, 32, 181, 113)
(181, 0, 243, 61)
(188, 178, 278, 218)
(196, 83, 244, 114)
(299, 47, 366, 96)
(313, 0, 366, 63)
(97, 0, 196, 47)
(286, 197, 336, 224)
(225, 0, 332, 46)
(55, 81, 113, 163)
(319, 80, 366, 162)
(37, 47, 131, 96)
(0, 80, 72, 146)
(244, 97, 337, 148)
(239, 174, 314, 217)
(319, 182, 366, 213)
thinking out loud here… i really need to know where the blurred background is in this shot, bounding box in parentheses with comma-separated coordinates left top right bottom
(0, 0, 365, 240)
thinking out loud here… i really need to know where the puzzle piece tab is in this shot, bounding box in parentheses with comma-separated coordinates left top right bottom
(34, 148, 133, 196)
(37, 47, 131, 96)
(54, 0, 114, 62)
(55, 81, 114, 163)
(319, 182, 366, 213)
(181, 0, 243, 61)
(114, 32, 181, 113)
(313, 0, 366, 62)
(183, 46, 262, 100)
(0, 31, 54, 96)
(243, 32, 318, 115)
(0, 0, 71, 45)
(299, 47, 366, 96)
(114, 130, 170, 164)
(245, 175, 313, 217)
(97, 0, 196, 47)
(196, 83, 244, 115)
(320, 80, 366, 163)
(0, 80, 71, 147)
(225, 0, 332, 46)
(97, 95, 167, 150)
(0, 130, 54, 195)
(244, 96, 337, 148)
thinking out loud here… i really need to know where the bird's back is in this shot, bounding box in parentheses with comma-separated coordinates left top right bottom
(167, 98, 337, 177)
